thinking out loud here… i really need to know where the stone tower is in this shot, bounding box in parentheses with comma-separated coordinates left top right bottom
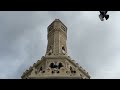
(21, 19, 90, 79)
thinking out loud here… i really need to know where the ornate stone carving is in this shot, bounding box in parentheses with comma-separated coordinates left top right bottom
(21, 19, 90, 79)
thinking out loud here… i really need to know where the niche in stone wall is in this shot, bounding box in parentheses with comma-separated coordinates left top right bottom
(48, 46, 52, 55)
(62, 46, 65, 51)
(70, 66, 76, 74)
(50, 62, 63, 69)
(62, 46, 66, 55)
(49, 63, 54, 68)
(58, 62, 63, 69)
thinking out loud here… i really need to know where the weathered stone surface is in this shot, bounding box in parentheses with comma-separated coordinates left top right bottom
(21, 19, 90, 79)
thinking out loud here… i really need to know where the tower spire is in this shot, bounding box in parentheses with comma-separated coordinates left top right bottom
(46, 19, 67, 56)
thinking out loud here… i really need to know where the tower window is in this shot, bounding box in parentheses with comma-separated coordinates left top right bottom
(62, 46, 65, 51)
(48, 46, 52, 55)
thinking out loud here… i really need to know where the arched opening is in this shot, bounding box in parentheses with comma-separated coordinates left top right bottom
(70, 66, 75, 73)
(48, 46, 52, 55)
(49, 63, 54, 68)
(52, 71, 54, 74)
(40, 67, 42, 71)
(70, 66, 72, 71)
(57, 71, 59, 73)
(58, 63, 63, 69)
(62, 46, 65, 51)
(62, 46, 66, 55)
(48, 52, 51, 55)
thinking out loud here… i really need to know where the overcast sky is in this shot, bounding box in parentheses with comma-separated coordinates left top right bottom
(0, 11, 120, 79)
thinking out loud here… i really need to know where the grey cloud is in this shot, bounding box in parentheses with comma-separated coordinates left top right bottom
(0, 11, 120, 79)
